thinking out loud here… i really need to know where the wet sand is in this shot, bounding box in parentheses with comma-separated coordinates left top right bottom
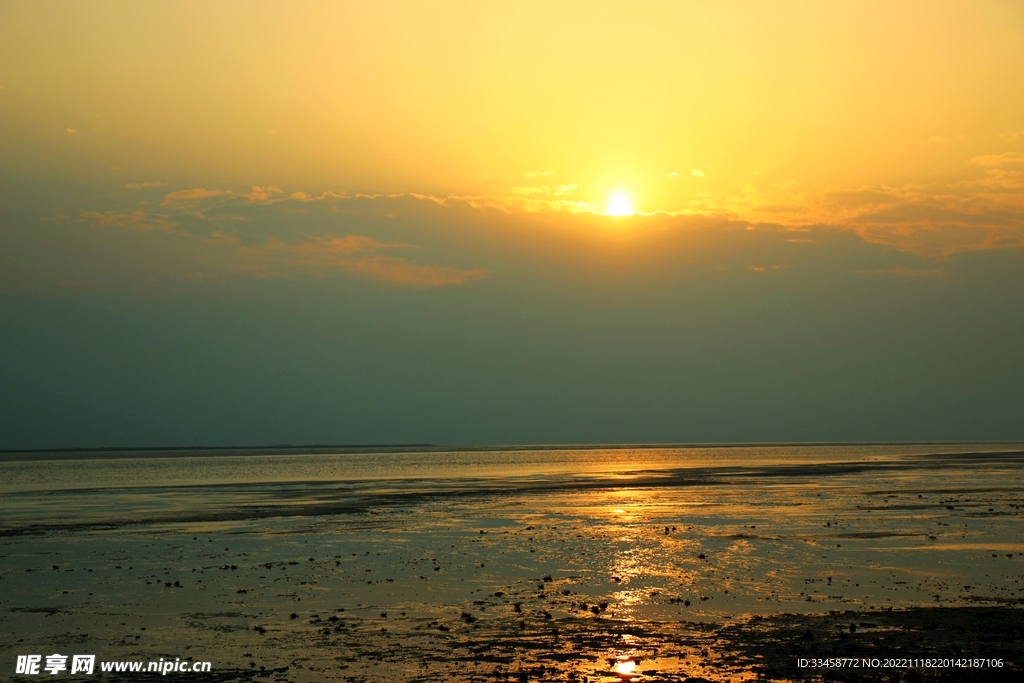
(2, 445, 1023, 681)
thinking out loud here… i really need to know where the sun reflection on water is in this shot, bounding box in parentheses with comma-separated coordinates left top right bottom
(613, 656, 637, 678)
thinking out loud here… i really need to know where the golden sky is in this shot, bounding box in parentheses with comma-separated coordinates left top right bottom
(4, 2, 1024, 239)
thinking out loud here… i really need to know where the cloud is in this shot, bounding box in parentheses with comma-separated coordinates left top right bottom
(160, 188, 230, 206)
(288, 190, 351, 202)
(260, 185, 593, 215)
(123, 181, 166, 190)
(460, 195, 595, 214)
(58, 186, 1016, 295)
(524, 170, 554, 178)
(968, 169, 1024, 189)
(80, 211, 174, 232)
(968, 152, 1024, 167)
(81, 173, 1024, 289)
(268, 235, 401, 257)
(247, 236, 484, 286)
(66, 127, 77, 134)
(341, 257, 486, 287)
(719, 166, 1024, 259)
(665, 171, 679, 177)
(852, 267, 942, 277)
(243, 186, 283, 203)
(158, 185, 284, 207)
(80, 190, 487, 288)
(691, 169, 704, 177)
(803, 187, 1024, 258)
(509, 183, 577, 197)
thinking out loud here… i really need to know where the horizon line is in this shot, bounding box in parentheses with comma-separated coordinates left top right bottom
(3, 439, 1022, 456)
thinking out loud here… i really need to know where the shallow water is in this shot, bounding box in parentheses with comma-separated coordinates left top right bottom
(2, 443, 1018, 530)
(2, 444, 1023, 681)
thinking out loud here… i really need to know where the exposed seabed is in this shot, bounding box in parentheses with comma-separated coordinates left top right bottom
(2, 448, 1023, 681)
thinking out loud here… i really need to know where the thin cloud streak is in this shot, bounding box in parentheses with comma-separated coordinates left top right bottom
(80, 211, 175, 233)
(238, 237, 486, 287)
(968, 152, 1024, 166)
(159, 186, 286, 208)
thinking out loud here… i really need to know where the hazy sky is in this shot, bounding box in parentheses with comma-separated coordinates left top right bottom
(2, 1, 1023, 448)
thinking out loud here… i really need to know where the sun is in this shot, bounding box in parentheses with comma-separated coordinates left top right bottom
(605, 191, 634, 216)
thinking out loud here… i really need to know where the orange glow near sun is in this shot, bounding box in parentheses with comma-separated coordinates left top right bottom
(605, 192, 634, 216)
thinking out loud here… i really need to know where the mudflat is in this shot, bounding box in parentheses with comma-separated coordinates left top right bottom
(2, 445, 1022, 681)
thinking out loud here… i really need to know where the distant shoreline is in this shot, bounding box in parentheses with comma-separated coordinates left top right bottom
(1, 441, 1021, 462)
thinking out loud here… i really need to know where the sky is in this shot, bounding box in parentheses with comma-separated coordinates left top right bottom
(2, 1, 1024, 449)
